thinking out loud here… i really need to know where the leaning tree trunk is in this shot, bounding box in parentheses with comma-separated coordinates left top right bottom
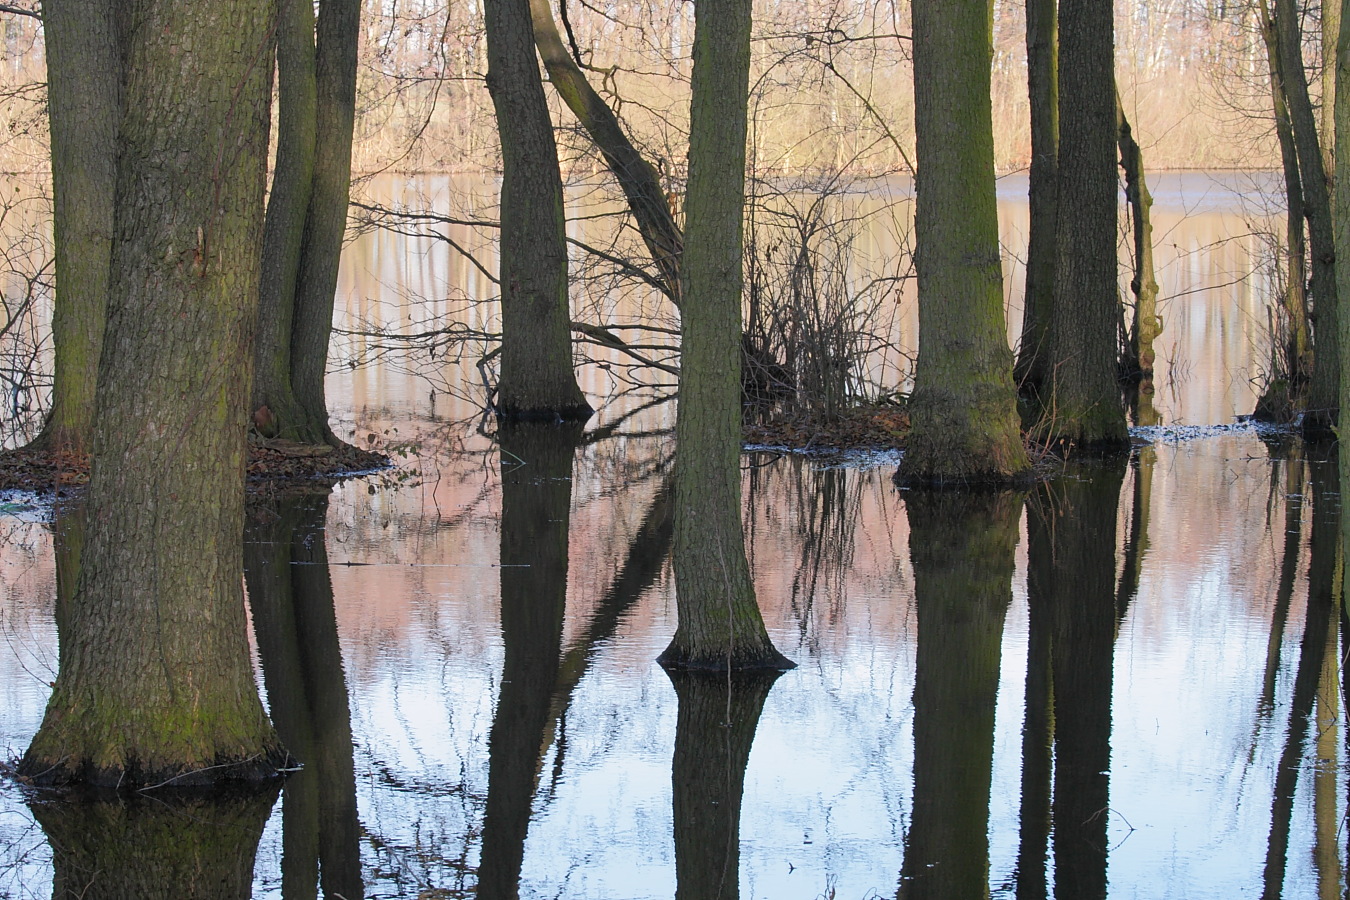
(20, 0, 288, 788)
(253, 0, 318, 441)
(529, 0, 683, 306)
(1273, 0, 1340, 439)
(1116, 92, 1161, 386)
(485, 0, 592, 420)
(1039, 0, 1129, 450)
(897, 0, 1028, 486)
(659, 0, 791, 672)
(31, 0, 119, 455)
(1016, 0, 1057, 397)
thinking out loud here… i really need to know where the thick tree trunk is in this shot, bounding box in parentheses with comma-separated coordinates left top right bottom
(289, 0, 362, 444)
(485, 0, 592, 420)
(1016, 0, 1058, 397)
(1039, 0, 1129, 450)
(245, 491, 362, 900)
(1336, 0, 1350, 437)
(1116, 94, 1161, 386)
(528, 0, 683, 306)
(253, 0, 318, 440)
(1272, 0, 1340, 439)
(31, 0, 119, 454)
(667, 669, 781, 900)
(478, 420, 580, 898)
(659, 0, 791, 672)
(899, 491, 1020, 900)
(20, 0, 288, 788)
(898, 0, 1028, 486)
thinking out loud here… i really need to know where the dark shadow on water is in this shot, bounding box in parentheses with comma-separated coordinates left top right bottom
(244, 488, 362, 900)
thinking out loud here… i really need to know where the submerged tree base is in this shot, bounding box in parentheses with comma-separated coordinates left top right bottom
(14, 745, 295, 793)
(657, 638, 796, 673)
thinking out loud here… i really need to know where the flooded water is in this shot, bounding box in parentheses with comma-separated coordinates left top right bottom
(0, 172, 1346, 899)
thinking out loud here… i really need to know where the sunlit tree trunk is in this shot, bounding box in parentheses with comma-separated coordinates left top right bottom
(1016, 0, 1057, 396)
(899, 491, 1020, 900)
(485, 0, 592, 420)
(20, 0, 287, 788)
(897, 0, 1028, 485)
(1039, 0, 1129, 450)
(1272, 0, 1339, 438)
(528, 0, 683, 306)
(659, 0, 791, 672)
(30, 0, 118, 454)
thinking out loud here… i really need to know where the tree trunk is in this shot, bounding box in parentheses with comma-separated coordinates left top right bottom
(659, 0, 791, 672)
(899, 490, 1020, 900)
(1273, 0, 1340, 439)
(20, 0, 288, 788)
(245, 491, 363, 900)
(667, 669, 781, 900)
(1016, 0, 1058, 397)
(1116, 93, 1161, 385)
(485, 0, 592, 420)
(253, 0, 318, 440)
(898, 0, 1029, 486)
(528, 0, 683, 306)
(1335, 0, 1350, 438)
(1039, 0, 1129, 450)
(478, 420, 581, 899)
(31, 0, 119, 454)
(289, 0, 362, 445)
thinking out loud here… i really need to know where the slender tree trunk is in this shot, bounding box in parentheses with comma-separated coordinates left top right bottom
(20, 0, 287, 788)
(485, 0, 592, 420)
(31, 0, 119, 454)
(898, 0, 1028, 486)
(528, 0, 683, 306)
(1016, 0, 1058, 396)
(253, 0, 318, 440)
(1335, 0, 1350, 437)
(1116, 93, 1161, 386)
(1273, 0, 1340, 438)
(899, 491, 1020, 900)
(659, 0, 791, 672)
(1039, 0, 1129, 450)
(289, 0, 362, 444)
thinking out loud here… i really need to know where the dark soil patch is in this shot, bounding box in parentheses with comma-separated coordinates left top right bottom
(743, 403, 909, 452)
(0, 438, 390, 498)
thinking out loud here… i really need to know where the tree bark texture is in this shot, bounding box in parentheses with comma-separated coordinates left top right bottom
(20, 0, 287, 788)
(1335, 0, 1350, 438)
(478, 420, 580, 899)
(33, 0, 119, 454)
(32, 791, 277, 899)
(291, 0, 361, 443)
(660, 0, 791, 672)
(529, 0, 683, 307)
(1273, 0, 1340, 438)
(1016, 0, 1058, 396)
(253, 0, 318, 440)
(1040, 0, 1129, 450)
(245, 491, 363, 900)
(668, 668, 780, 900)
(1115, 95, 1161, 385)
(485, 0, 592, 420)
(898, 0, 1029, 485)
(898, 490, 1020, 900)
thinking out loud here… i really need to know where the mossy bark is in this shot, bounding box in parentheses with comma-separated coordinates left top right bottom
(899, 490, 1020, 900)
(667, 668, 781, 900)
(660, 0, 791, 672)
(897, 0, 1029, 486)
(528, 0, 683, 306)
(1016, 0, 1057, 396)
(1038, 0, 1129, 451)
(244, 491, 362, 900)
(478, 420, 581, 898)
(1335, 0, 1350, 440)
(32, 790, 277, 899)
(20, 0, 288, 789)
(31, 0, 119, 455)
(485, 0, 592, 420)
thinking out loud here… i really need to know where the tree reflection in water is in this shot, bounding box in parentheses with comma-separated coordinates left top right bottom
(245, 488, 362, 900)
(899, 489, 1021, 900)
